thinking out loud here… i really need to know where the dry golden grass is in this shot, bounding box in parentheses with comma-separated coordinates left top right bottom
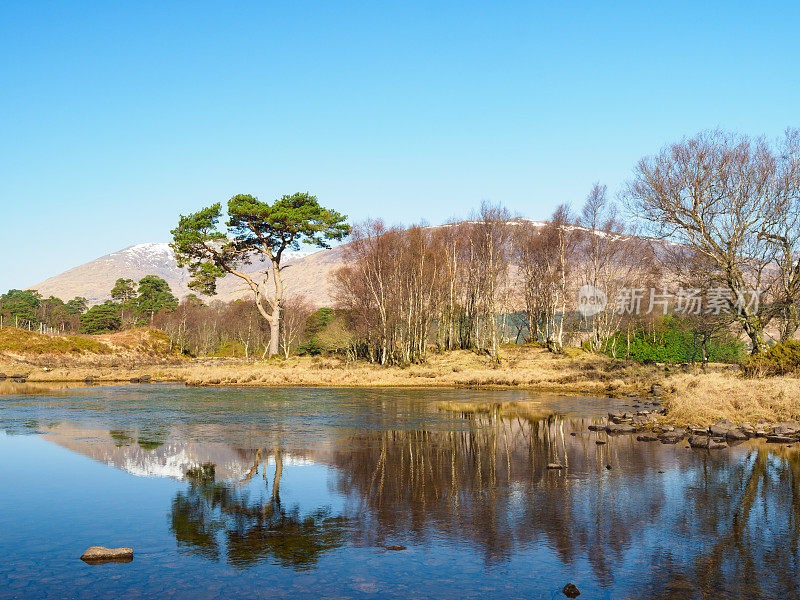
(662, 371, 800, 425)
(1, 344, 662, 393)
(4, 332, 800, 426)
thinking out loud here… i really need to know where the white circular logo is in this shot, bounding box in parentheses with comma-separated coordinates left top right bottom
(577, 284, 607, 317)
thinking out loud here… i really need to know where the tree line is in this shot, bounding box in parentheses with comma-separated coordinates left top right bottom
(6, 128, 797, 362)
(0, 275, 180, 335)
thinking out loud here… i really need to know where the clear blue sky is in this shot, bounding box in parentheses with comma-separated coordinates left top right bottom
(1, 1, 799, 291)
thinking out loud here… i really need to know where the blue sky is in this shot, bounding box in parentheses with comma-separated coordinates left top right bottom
(1, 1, 799, 291)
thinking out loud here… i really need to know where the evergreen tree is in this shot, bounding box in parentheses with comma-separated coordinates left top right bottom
(135, 275, 178, 324)
(80, 301, 121, 334)
(171, 192, 349, 357)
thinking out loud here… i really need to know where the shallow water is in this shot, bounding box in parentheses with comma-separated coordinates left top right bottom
(0, 384, 798, 599)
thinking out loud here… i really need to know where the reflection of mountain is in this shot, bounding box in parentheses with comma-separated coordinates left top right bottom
(40, 423, 311, 480)
(19, 395, 800, 597)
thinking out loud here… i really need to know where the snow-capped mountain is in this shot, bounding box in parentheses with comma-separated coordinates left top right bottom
(28, 220, 672, 307)
(29, 242, 340, 306)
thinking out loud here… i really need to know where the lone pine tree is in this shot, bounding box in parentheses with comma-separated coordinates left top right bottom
(170, 193, 349, 358)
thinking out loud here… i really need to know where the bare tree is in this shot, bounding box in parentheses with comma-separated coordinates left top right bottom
(576, 183, 657, 352)
(280, 295, 315, 359)
(624, 129, 800, 353)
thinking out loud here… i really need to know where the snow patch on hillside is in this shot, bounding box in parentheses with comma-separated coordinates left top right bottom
(114, 242, 318, 265)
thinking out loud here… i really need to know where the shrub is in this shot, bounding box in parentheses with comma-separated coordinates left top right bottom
(605, 316, 745, 364)
(742, 341, 800, 377)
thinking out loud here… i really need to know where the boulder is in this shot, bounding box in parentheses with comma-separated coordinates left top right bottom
(690, 427, 709, 436)
(709, 419, 736, 437)
(739, 423, 757, 437)
(767, 435, 796, 444)
(659, 431, 686, 444)
(632, 415, 656, 428)
(139, 375, 152, 382)
(636, 434, 659, 442)
(546, 463, 564, 470)
(689, 436, 727, 450)
(606, 422, 636, 434)
(80, 546, 133, 564)
(772, 421, 800, 436)
(608, 410, 632, 424)
(562, 583, 581, 598)
(725, 428, 749, 441)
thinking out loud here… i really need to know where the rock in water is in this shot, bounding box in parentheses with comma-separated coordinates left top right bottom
(725, 428, 748, 441)
(606, 422, 636, 434)
(709, 419, 736, 437)
(688, 436, 727, 450)
(546, 463, 564, 469)
(563, 583, 581, 597)
(80, 546, 133, 564)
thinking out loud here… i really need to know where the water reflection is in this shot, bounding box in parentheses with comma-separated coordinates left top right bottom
(1, 385, 800, 598)
(170, 461, 349, 570)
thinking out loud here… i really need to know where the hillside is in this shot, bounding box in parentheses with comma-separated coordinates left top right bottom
(29, 243, 346, 306)
(28, 220, 671, 308)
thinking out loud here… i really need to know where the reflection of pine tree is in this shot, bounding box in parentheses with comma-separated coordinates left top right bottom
(170, 452, 348, 570)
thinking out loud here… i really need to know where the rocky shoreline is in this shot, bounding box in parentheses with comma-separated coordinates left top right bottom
(590, 403, 800, 450)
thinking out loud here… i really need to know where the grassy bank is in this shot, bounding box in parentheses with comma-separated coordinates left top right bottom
(2, 326, 799, 427)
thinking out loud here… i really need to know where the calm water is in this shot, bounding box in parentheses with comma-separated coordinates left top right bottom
(0, 384, 798, 600)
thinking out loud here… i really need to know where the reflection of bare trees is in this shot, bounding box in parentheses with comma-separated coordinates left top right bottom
(637, 447, 800, 599)
(326, 410, 800, 594)
(170, 457, 347, 570)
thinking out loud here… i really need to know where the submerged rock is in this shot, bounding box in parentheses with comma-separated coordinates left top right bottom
(546, 463, 564, 470)
(80, 546, 133, 564)
(563, 583, 581, 597)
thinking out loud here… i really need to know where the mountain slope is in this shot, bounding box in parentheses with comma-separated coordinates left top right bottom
(30, 243, 344, 306)
(28, 219, 672, 308)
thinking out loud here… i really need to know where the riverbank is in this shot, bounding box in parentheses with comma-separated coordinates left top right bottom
(2, 331, 799, 428)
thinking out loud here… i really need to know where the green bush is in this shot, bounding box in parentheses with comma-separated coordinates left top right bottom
(742, 341, 800, 377)
(296, 308, 337, 355)
(80, 301, 121, 334)
(606, 316, 745, 364)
